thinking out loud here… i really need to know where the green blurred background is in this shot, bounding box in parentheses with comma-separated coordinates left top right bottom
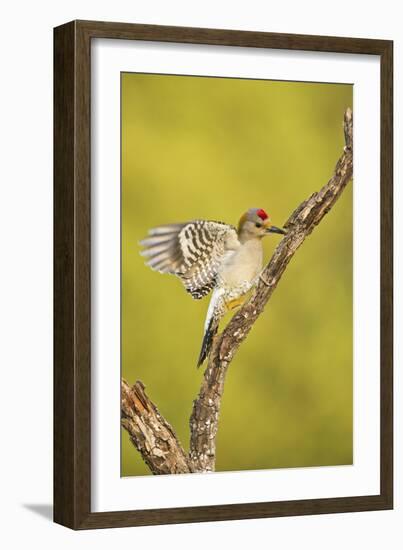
(121, 73, 353, 476)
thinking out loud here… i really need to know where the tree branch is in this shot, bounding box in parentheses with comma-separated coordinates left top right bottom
(121, 379, 192, 474)
(122, 108, 353, 475)
(188, 108, 353, 472)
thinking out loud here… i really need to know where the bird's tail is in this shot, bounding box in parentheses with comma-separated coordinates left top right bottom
(197, 289, 223, 368)
(197, 316, 219, 368)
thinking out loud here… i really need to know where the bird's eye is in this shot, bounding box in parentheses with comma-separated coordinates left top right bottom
(255, 222, 262, 228)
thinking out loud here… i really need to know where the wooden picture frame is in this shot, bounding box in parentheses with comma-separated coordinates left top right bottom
(54, 20, 393, 529)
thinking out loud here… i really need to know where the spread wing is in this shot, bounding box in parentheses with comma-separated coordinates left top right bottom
(140, 220, 240, 299)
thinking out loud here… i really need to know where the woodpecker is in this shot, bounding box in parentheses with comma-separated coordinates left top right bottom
(140, 208, 286, 367)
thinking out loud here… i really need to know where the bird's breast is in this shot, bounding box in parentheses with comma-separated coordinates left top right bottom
(218, 239, 263, 288)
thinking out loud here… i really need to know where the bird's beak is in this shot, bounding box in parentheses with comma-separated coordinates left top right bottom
(266, 225, 287, 235)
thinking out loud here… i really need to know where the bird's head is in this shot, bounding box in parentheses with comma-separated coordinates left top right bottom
(237, 208, 286, 241)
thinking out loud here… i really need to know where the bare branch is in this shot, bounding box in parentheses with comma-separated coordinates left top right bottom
(122, 109, 353, 475)
(121, 379, 192, 474)
(188, 108, 353, 472)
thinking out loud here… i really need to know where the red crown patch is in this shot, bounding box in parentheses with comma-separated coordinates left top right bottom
(257, 209, 269, 220)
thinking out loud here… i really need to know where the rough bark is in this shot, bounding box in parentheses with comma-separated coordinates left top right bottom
(121, 379, 192, 474)
(122, 108, 353, 474)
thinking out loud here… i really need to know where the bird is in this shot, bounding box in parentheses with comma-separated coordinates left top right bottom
(140, 208, 286, 367)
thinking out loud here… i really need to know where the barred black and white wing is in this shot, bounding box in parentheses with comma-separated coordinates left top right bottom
(140, 220, 240, 299)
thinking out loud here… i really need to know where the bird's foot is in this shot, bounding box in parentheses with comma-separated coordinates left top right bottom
(226, 297, 244, 311)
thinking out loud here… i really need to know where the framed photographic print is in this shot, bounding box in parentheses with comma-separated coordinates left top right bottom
(54, 20, 393, 529)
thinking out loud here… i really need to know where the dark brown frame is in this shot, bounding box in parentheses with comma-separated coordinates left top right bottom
(54, 20, 393, 530)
